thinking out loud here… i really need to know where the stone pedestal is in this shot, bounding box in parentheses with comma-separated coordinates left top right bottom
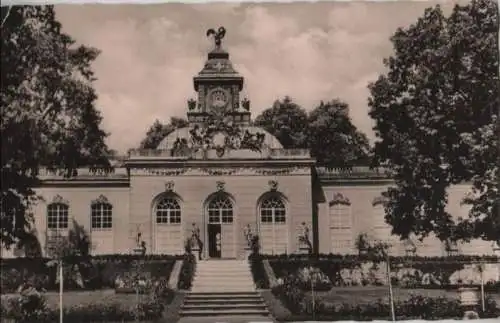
(192, 247, 202, 260)
(244, 247, 252, 259)
(298, 245, 311, 255)
(132, 247, 144, 255)
(458, 287, 480, 317)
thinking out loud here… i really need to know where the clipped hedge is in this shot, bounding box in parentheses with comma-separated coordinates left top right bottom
(265, 253, 500, 289)
(248, 253, 270, 289)
(0, 254, 181, 293)
(177, 253, 196, 290)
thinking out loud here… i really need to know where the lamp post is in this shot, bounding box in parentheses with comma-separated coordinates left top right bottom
(386, 253, 396, 321)
(59, 258, 63, 323)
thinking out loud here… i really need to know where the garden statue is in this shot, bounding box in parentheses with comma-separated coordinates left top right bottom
(191, 223, 203, 260)
(298, 222, 312, 254)
(133, 226, 146, 255)
(243, 224, 253, 247)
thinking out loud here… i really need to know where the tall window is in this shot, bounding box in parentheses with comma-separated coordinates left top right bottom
(329, 204, 352, 229)
(47, 203, 69, 230)
(155, 198, 181, 224)
(208, 195, 233, 224)
(329, 202, 352, 253)
(91, 202, 113, 229)
(260, 196, 286, 223)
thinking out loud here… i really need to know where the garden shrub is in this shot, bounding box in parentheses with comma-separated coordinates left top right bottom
(0, 282, 169, 322)
(177, 253, 196, 290)
(295, 266, 332, 291)
(273, 278, 499, 321)
(248, 253, 270, 289)
(0, 254, 180, 293)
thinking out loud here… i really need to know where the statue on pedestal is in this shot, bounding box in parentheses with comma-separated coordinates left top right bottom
(191, 223, 203, 260)
(134, 226, 146, 255)
(243, 224, 254, 248)
(298, 222, 312, 254)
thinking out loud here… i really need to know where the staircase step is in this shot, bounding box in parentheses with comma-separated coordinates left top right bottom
(179, 308, 270, 317)
(181, 303, 268, 310)
(188, 292, 259, 297)
(184, 298, 263, 304)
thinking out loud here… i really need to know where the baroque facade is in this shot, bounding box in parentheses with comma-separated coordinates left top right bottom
(2, 30, 498, 259)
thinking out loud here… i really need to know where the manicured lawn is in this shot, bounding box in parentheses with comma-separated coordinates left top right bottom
(303, 286, 500, 306)
(1, 289, 146, 310)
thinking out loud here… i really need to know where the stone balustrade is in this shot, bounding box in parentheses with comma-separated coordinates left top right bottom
(127, 147, 311, 159)
(316, 166, 393, 180)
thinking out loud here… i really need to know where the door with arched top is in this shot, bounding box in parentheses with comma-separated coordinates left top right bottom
(206, 194, 235, 258)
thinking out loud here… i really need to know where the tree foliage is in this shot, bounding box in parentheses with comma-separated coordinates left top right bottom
(253, 96, 309, 149)
(1, 6, 110, 248)
(254, 96, 370, 167)
(139, 117, 188, 149)
(368, 0, 499, 243)
(308, 100, 371, 167)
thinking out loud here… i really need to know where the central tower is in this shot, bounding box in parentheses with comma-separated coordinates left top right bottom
(187, 26, 251, 125)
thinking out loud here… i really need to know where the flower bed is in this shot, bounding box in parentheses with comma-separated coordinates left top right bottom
(0, 276, 174, 322)
(0, 254, 181, 293)
(270, 273, 500, 321)
(265, 253, 500, 289)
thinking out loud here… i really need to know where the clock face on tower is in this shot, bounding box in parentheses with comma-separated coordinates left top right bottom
(209, 88, 229, 109)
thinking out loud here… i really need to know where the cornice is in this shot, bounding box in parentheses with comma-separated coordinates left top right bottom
(129, 165, 313, 177)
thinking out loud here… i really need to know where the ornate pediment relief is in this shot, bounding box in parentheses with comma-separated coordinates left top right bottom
(51, 194, 69, 205)
(372, 195, 389, 207)
(165, 181, 175, 192)
(91, 194, 110, 206)
(328, 193, 351, 206)
(268, 180, 279, 192)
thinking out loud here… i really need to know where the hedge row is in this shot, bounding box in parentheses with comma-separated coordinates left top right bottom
(262, 253, 500, 263)
(177, 253, 196, 290)
(263, 253, 500, 289)
(248, 254, 270, 289)
(1, 255, 179, 293)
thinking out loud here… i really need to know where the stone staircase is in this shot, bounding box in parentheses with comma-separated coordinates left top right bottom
(179, 259, 272, 318)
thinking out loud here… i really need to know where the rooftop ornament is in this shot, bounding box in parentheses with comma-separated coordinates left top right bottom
(206, 26, 226, 49)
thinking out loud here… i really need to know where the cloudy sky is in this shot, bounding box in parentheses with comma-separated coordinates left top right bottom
(54, 1, 467, 153)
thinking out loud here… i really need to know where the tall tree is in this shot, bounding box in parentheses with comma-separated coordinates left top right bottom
(139, 117, 188, 149)
(368, 0, 499, 243)
(253, 96, 308, 149)
(307, 100, 370, 167)
(1, 6, 110, 248)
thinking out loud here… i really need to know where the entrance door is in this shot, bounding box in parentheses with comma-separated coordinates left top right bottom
(208, 223, 222, 258)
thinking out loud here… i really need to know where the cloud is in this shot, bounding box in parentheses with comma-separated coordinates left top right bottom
(54, 1, 464, 153)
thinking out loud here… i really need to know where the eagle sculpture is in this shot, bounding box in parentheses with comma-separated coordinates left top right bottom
(206, 26, 226, 48)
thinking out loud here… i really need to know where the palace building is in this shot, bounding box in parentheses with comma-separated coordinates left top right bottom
(2, 30, 497, 259)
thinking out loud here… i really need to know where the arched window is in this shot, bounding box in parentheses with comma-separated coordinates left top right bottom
(207, 195, 233, 224)
(47, 203, 69, 230)
(155, 198, 181, 224)
(260, 196, 286, 224)
(91, 202, 113, 229)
